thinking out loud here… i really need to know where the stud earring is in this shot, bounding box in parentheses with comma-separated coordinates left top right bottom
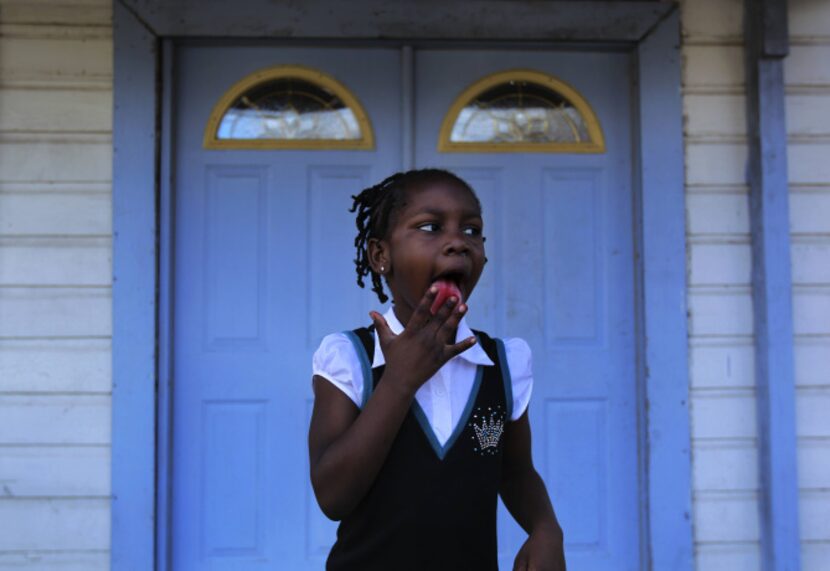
(380, 265, 385, 273)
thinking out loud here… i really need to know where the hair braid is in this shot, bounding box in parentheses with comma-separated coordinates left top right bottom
(350, 173, 405, 303)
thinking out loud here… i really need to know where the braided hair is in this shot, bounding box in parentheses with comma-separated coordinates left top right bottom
(350, 168, 480, 303)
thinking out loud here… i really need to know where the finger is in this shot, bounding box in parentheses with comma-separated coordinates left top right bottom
(429, 293, 459, 332)
(444, 334, 477, 360)
(436, 301, 466, 340)
(406, 286, 439, 330)
(369, 311, 396, 346)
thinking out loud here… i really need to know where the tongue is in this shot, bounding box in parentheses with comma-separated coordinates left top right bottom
(429, 279, 463, 315)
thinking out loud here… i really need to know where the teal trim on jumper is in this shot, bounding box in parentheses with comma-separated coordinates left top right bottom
(494, 338, 513, 420)
(412, 364, 484, 460)
(343, 330, 373, 408)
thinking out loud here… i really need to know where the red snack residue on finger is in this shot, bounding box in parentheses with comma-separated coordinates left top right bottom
(429, 279, 463, 315)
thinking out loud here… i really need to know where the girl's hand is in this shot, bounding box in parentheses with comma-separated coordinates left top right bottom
(370, 286, 476, 395)
(512, 525, 566, 571)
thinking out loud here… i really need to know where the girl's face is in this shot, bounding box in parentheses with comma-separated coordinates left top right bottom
(370, 180, 486, 325)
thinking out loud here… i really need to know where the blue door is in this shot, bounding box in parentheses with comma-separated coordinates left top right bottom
(415, 50, 639, 570)
(172, 44, 638, 570)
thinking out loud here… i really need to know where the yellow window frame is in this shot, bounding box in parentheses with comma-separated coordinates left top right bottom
(203, 65, 375, 150)
(438, 69, 605, 154)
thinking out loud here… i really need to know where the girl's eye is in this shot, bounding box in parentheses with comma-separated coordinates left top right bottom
(418, 222, 440, 232)
(463, 226, 482, 237)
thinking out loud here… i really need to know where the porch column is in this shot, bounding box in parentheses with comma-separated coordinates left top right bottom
(744, 0, 802, 569)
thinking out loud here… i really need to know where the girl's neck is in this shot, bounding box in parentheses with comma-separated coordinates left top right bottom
(391, 304, 412, 328)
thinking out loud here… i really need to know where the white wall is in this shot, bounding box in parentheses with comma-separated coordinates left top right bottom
(0, 0, 113, 568)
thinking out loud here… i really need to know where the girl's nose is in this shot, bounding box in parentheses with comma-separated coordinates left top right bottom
(442, 234, 470, 256)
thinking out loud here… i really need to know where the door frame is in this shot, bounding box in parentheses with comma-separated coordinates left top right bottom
(111, 2, 691, 569)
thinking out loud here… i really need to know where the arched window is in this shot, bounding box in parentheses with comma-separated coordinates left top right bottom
(438, 70, 605, 153)
(203, 65, 374, 150)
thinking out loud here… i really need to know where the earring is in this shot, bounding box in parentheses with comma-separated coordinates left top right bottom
(380, 265, 385, 273)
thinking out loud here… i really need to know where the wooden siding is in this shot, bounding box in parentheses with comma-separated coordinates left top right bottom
(684, 1, 830, 569)
(0, 0, 113, 569)
(681, 0, 761, 568)
(788, 1, 830, 568)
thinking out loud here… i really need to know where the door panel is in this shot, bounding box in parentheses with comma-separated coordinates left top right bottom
(173, 44, 639, 570)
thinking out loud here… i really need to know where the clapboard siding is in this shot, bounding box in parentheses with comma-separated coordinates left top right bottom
(695, 544, 760, 571)
(682, 2, 830, 565)
(790, 190, 830, 234)
(787, 45, 830, 86)
(687, 288, 754, 337)
(788, 95, 830, 135)
(683, 46, 745, 89)
(693, 440, 758, 491)
(0, 550, 108, 571)
(680, 0, 741, 40)
(799, 438, 830, 489)
(0, 237, 111, 286)
(689, 338, 754, 389)
(0, 1, 113, 567)
(793, 287, 830, 335)
(685, 143, 748, 185)
(0, 395, 111, 445)
(0, 184, 111, 235)
(684, 94, 746, 137)
(686, 191, 749, 233)
(0, 445, 110, 497)
(0, 288, 111, 338)
(0, 339, 110, 393)
(0, 499, 109, 551)
(794, 338, 830, 387)
(0, 139, 112, 183)
(788, 1, 830, 568)
(681, 0, 761, 567)
(0, 37, 111, 84)
(0, 0, 111, 27)
(694, 491, 761, 543)
(689, 241, 751, 286)
(0, 88, 112, 132)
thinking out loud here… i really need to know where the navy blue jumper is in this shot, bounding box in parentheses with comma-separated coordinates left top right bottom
(327, 326, 513, 571)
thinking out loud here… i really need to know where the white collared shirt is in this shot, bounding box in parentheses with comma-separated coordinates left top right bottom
(312, 307, 533, 446)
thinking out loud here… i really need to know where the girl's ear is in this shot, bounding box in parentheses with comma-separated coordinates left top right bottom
(367, 238, 390, 274)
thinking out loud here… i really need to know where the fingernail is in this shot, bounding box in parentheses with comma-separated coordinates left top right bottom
(429, 286, 438, 294)
(458, 304, 467, 313)
(447, 296, 457, 305)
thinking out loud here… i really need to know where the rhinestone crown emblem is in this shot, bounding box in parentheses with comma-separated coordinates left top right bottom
(472, 412, 504, 450)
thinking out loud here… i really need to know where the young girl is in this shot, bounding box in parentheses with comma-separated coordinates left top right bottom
(308, 169, 565, 570)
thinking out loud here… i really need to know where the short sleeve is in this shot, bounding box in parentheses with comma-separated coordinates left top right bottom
(503, 337, 533, 421)
(311, 333, 365, 407)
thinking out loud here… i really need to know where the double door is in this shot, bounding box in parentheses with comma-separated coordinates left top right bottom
(172, 43, 639, 570)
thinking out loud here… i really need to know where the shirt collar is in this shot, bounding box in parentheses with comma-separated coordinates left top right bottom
(371, 306, 495, 368)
